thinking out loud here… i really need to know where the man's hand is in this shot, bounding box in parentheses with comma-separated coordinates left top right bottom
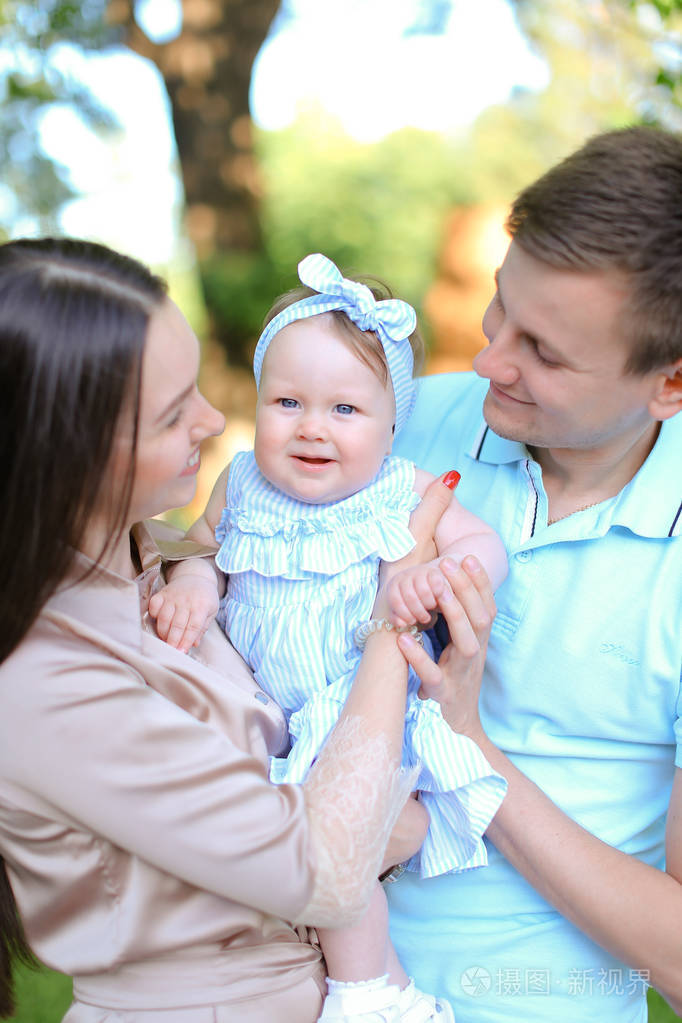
(397, 556, 495, 739)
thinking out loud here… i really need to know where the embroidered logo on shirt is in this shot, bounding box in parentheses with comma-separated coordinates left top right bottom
(599, 642, 640, 666)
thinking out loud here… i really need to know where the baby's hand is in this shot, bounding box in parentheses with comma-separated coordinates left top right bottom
(148, 575, 220, 653)
(386, 560, 454, 629)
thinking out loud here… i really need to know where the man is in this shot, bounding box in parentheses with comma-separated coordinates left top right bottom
(389, 126, 682, 1022)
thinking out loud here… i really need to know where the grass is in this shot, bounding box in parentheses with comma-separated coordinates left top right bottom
(650, 989, 682, 1023)
(6, 965, 71, 1023)
(6, 962, 682, 1021)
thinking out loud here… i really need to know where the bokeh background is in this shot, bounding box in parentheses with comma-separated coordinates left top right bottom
(1, 1, 681, 1019)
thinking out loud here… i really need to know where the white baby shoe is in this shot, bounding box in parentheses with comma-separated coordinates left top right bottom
(397, 978, 456, 1022)
(317, 981, 401, 1022)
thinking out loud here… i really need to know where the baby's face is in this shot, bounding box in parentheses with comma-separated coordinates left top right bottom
(254, 316, 396, 504)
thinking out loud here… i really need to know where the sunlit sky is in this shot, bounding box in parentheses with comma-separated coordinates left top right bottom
(31, 0, 548, 264)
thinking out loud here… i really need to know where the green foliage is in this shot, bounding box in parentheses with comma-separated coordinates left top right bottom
(1, 0, 111, 42)
(649, 988, 682, 1022)
(193, 121, 479, 357)
(6, 961, 71, 1022)
(632, 0, 682, 22)
(258, 121, 470, 335)
(0, 0, 118, 232)
(203, 113, 547, 356)
(199, 249, 279, 365)
(510, 0, 681, 131)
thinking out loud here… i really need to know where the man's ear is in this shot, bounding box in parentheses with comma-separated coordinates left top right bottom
(649, 358, 682, 421)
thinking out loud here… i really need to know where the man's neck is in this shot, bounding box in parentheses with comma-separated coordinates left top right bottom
(528, 420, 661, 519)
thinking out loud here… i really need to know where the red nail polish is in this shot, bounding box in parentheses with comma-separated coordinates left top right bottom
(442, 470, 461, 490)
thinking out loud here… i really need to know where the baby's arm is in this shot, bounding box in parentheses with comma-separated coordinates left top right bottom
(148, 465, 231, 652)
(387, 467, 508, 628)
(381, 793, 430, 876)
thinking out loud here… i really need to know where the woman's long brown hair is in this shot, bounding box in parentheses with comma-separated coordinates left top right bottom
(0, 237, 167, 1015)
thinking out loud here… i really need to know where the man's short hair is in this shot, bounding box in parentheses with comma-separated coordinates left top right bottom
(507, 126, 682, 374)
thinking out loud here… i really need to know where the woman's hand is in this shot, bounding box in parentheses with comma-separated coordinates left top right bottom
(397, 555, 495, 742)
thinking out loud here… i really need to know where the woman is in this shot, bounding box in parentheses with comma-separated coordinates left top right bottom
(0, 238, 495, 1022)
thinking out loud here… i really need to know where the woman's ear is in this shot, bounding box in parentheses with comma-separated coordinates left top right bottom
(649, 359, 682, 421)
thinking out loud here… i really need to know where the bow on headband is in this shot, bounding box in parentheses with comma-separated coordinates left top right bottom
(253, 253, 417, 434)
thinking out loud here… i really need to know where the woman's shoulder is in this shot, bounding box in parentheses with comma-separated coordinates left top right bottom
(0, 606, 138, 793)
(0, 599, 139, 704)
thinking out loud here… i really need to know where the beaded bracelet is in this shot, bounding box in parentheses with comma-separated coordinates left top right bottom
(354, 618, 424, 650)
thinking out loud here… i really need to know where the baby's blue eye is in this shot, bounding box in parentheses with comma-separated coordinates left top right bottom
(280, 398, 299, 408)
(335, 404, 355, 415)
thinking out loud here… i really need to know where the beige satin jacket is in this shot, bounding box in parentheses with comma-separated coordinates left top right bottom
(0, 521, 325, 1021)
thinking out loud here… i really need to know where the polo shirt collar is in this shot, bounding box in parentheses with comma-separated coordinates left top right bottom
(466, 420, 528, 466)
(609, 417, 681, 538)
(465, 413, 682, 539)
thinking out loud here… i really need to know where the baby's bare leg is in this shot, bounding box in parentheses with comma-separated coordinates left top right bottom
(319, 827, 456, 1019)
(319, 879, 412, 990)
(318, 879, 390, 981)
(320, 794, 429, 985)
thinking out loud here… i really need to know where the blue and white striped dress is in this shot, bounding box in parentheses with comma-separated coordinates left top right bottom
(215, 450, 506, 877)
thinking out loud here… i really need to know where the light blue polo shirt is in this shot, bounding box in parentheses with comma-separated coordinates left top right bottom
(389, 372, 682, 1023)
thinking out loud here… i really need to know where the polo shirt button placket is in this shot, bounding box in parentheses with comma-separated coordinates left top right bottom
(515, 550, 532, 563)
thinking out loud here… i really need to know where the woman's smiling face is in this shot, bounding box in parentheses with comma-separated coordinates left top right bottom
(114, 298, 225, 525)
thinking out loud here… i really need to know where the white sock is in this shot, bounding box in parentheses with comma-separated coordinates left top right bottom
(326, 974, 390, 996)
(398, 978, 416, 1002)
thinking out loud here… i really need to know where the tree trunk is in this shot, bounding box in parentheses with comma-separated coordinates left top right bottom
(107, 0, 281, 363)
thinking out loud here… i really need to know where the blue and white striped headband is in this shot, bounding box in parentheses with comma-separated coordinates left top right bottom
(253, 253, 417, 435)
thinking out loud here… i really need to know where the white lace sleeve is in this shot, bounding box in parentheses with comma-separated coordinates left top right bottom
(298, 715, 418, 928)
